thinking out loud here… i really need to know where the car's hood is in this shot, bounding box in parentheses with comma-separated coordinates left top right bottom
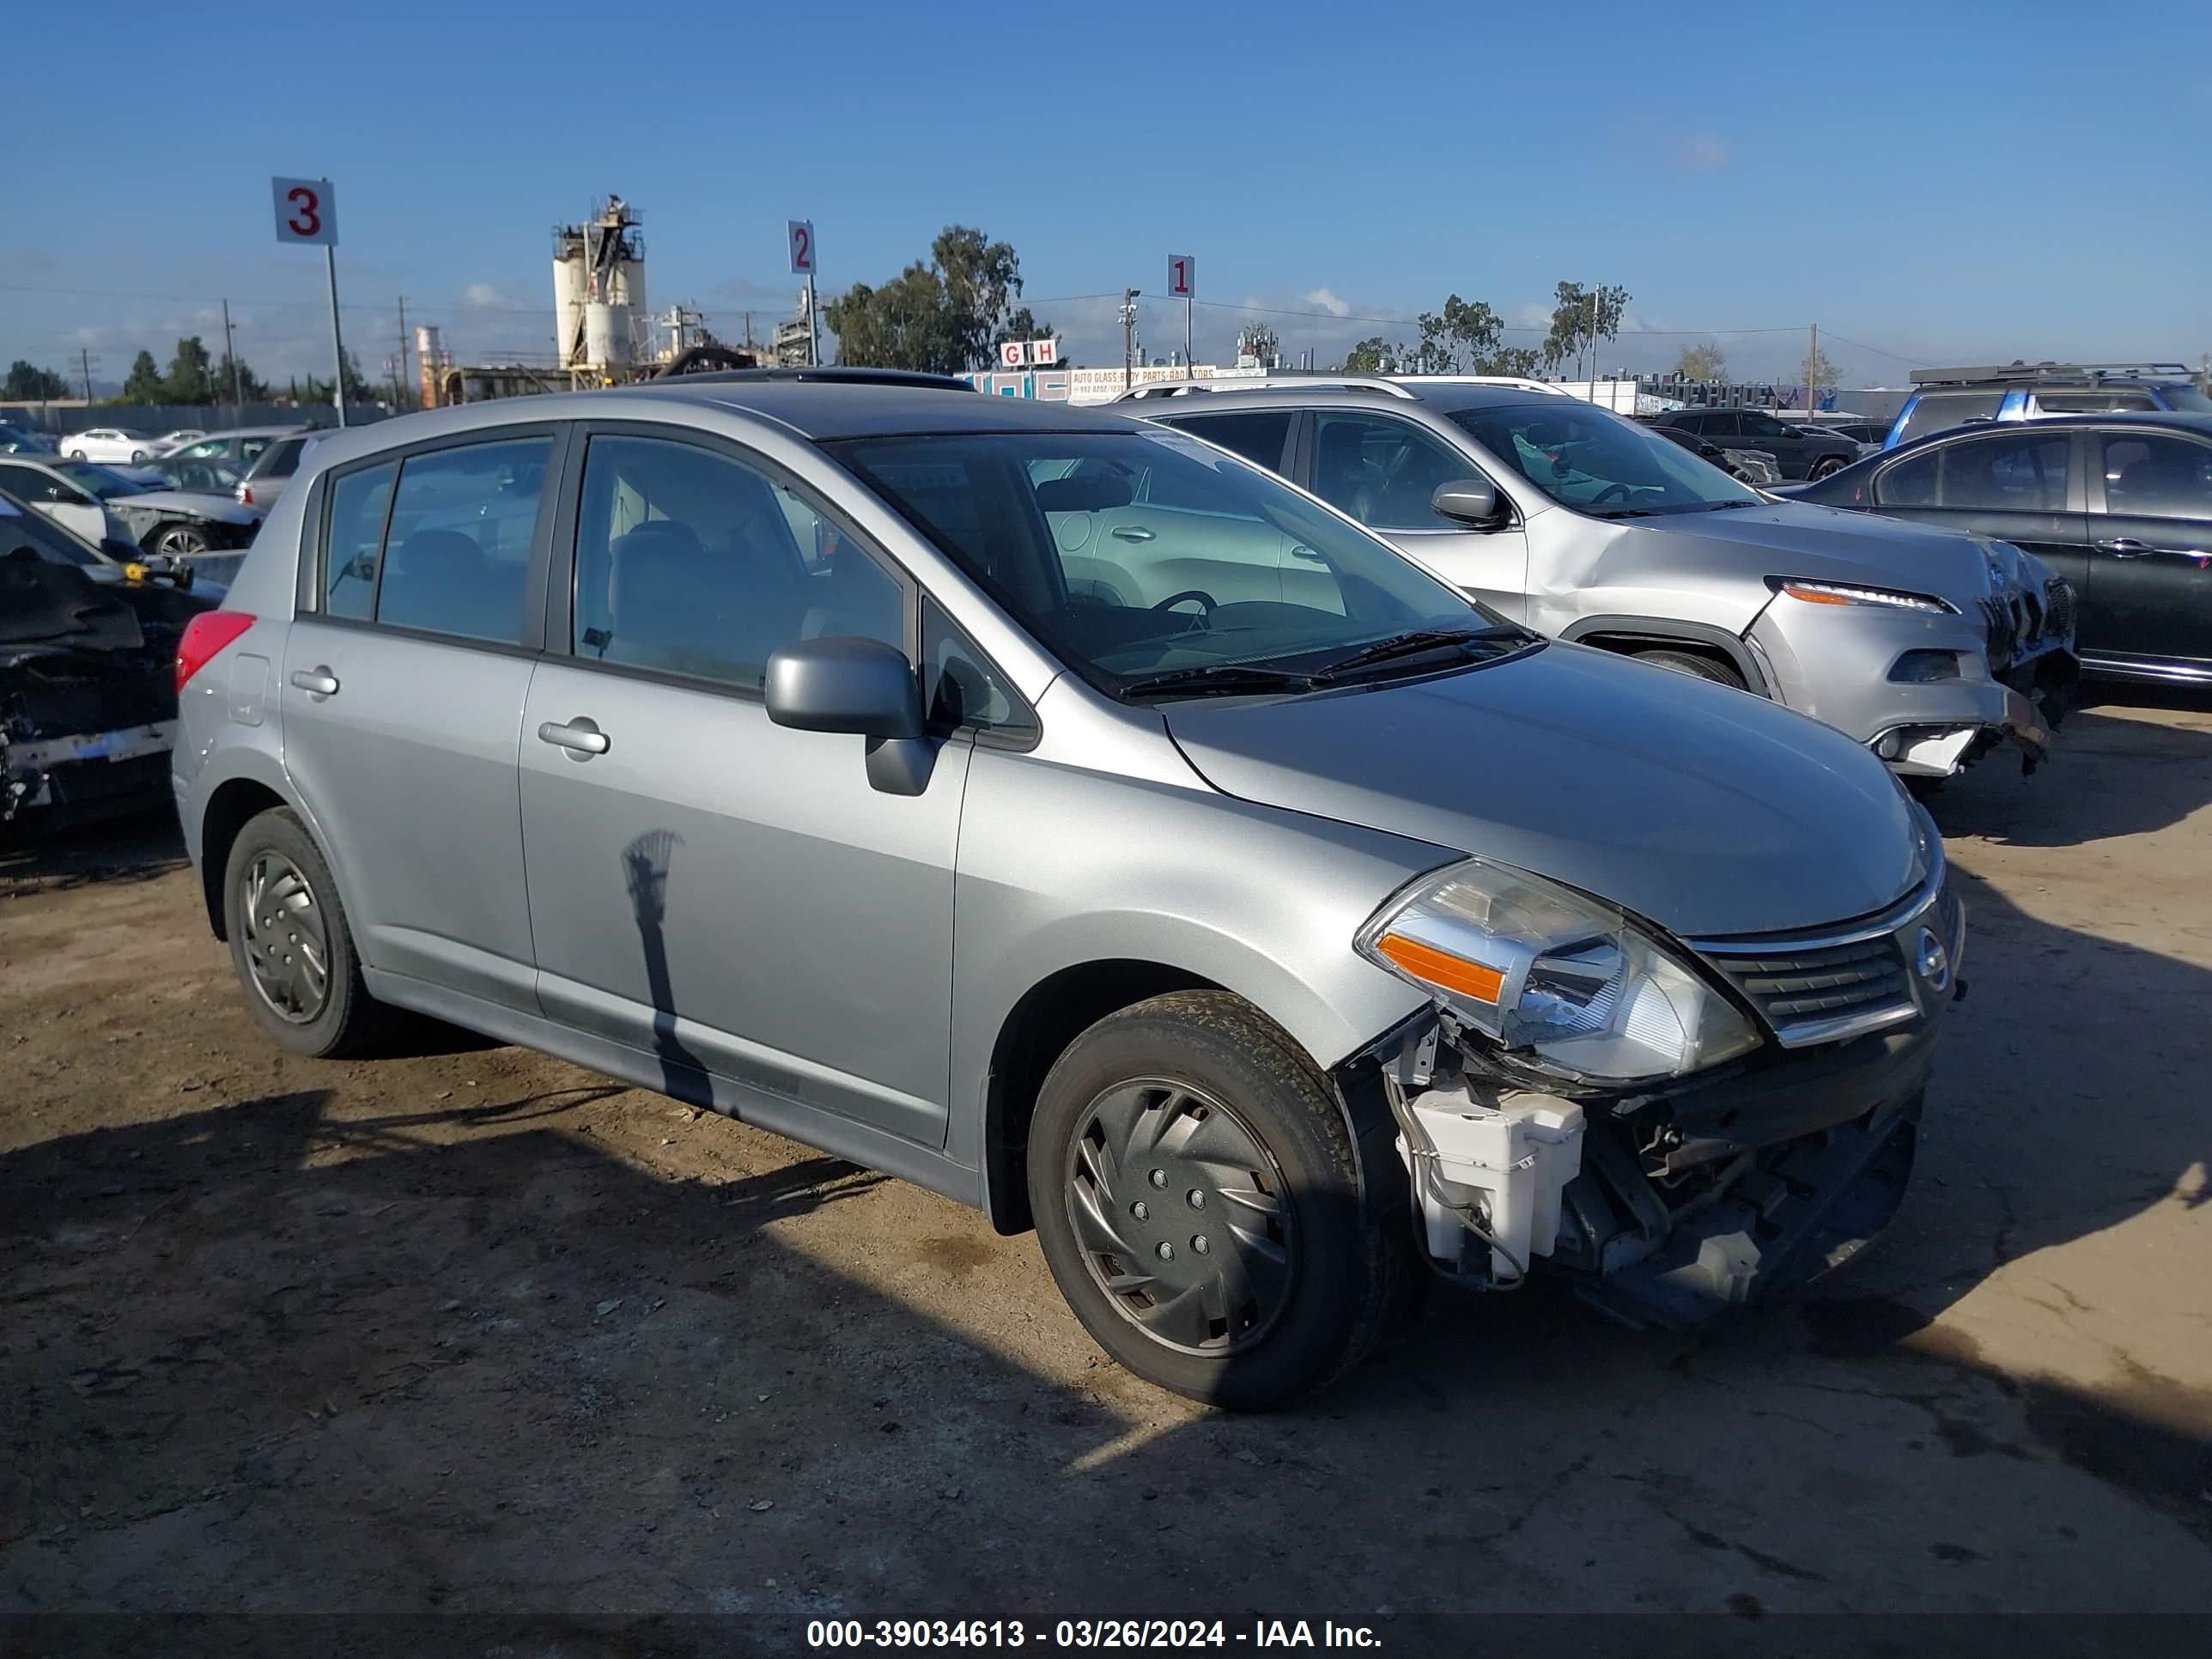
(110, 489, 260, 524)
(1630, 500, 1999, 605)
(1165, 642, 1922, 939)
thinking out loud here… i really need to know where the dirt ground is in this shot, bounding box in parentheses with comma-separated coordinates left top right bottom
(3, 695, 2209, 1653)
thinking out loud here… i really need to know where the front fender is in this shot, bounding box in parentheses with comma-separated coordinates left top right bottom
(946, 744, 1447, 1178)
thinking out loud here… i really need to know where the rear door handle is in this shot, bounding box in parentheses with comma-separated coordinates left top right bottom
(2097, 538, 2152, 557)
(537, 718, 610, 757)
(289, 666, 339, 696)
(1111, 525, 1157, 543)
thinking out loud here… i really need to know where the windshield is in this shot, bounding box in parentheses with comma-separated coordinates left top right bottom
(1447, 402, 1761, 515)
(2156, 384, 2212, 414)
(833, 428, 1526, 696)
(55, 459, 149, 500)
(0, 495, 104, 567)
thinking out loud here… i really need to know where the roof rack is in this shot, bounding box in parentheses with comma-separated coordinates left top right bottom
(1115, 374, 1418, 402)
(1909, 361, 2194, 386)
(646, 366, 975, 391)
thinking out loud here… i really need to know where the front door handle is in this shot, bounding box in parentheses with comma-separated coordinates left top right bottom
(2097, 538, 2152, 557)
(1289, 543, 1326, 561)
(289, 666, 339, 697)
(537, 717, 610, 757)
(1111, 525, 1157, 543)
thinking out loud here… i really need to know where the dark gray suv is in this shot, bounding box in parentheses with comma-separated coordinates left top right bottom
(1650, 406, 1864, 479)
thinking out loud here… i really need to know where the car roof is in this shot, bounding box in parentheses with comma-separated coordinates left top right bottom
(307, 383, 1150, 454)
(1134, 382, 1561, 417)
(1892, 410, 2212, 453)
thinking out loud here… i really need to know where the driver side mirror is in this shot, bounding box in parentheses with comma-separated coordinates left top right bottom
(764, 635, 937, 797)
(1431, 477, 1502, 527)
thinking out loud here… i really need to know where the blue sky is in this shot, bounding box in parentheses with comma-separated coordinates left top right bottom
(7, 0, 2208, 392)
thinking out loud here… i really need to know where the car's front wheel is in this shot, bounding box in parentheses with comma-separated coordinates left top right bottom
(153, 523, 210, 558)
(223, 806, 391, 1058)
(1809, 455, 1847, 480)
(1027, 991, 1409, 1410)
(66, 448, 87, 460)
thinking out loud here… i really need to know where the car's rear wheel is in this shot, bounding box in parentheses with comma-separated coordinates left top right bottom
(1026, 990, 1408, 1410)
(1809, 455, 1847, 480)
(223, 806, 391, 1058)
(153, 524, 210, 558)
(1634, 647, 1747, 690)
(129, 449, 147, 464)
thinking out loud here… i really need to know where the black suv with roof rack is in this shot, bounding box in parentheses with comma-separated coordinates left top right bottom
(1884, 362, 2212, 451)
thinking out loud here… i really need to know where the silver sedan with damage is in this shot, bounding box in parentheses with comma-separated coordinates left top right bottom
(173, 379, 1962, 1407)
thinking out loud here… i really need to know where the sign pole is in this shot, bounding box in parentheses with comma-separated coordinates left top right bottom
(806, 270, 820, 368)
(324, 242, 348, 427)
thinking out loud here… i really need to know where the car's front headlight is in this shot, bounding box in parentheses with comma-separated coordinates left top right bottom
(1769, 576, 1956, 614)
(1357, 859, 1763, 1083)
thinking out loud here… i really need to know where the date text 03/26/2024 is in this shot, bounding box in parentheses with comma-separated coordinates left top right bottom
(805, 1620, 1384, 1649)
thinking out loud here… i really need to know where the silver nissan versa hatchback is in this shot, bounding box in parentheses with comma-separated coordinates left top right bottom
(174, 380, 1963, 1408)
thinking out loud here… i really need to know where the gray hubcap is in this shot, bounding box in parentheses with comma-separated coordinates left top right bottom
(158, 526, 209, 556)
(239, 852, 330, 1023)
(1065, 1078, 1297, 1356)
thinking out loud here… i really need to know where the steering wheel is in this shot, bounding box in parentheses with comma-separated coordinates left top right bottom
(1589, 483, 1634, 505)
(1151, 588, 1217, 619)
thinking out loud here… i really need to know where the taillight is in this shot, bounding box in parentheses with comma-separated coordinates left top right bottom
(177, 611, 255, 691)
(236, 483, 253, 505)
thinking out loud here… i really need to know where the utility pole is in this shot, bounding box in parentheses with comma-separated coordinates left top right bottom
(79, 348, 93, 404)
(1804, 323, 1820, 416)
(1585, 282, 1600, 401)
(1121, 288, 1140, 390)
(222, 299, 242, 415)
(397, 296, 410, 410)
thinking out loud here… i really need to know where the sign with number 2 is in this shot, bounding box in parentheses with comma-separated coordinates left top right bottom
(271, 177, 338, 246)
(788, 220, 816, 276)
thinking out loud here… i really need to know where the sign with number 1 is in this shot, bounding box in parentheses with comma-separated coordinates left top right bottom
(1167, 254, 1194, 298)
(271, 176, 338, 246)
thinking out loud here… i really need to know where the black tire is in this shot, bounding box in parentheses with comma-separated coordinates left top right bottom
(66, 448, 87, 460)
(129, 449, 146, 464)
(1809, 455, 1847, 480)
(1027, 990, 1410, 1410)
(222, 806, 391, 1058)
(1634, 647, 1747, 690)
(153, 523, 210, 558)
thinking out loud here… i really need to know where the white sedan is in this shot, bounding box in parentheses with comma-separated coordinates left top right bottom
(61, 427, 161, 465)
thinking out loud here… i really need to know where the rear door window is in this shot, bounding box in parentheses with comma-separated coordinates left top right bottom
(258, 437, 308, 478)
(331, 438, 551, 643)
(1162, 410, 1294, 472)
(1930, 431, 2071, 511)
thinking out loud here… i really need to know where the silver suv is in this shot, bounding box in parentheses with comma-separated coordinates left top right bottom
(1133, 377, 2076, 780)
(174, 382, 1960, 1407)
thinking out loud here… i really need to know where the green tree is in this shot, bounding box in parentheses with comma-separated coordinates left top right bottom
(1673, 342, 1727, 381)
(994, 305, 1056, 354)
(292, 349, 374, 407)
(1340, 336, 1402, 373)
(161, 336, 217, 404)
(1802, 348, 1842, 403)
(118, 349, 167, 404)
(212, 351, 270, 404)
(1540, 281, 1632, 374)
(826, 225, 1038, 374)
(3, 360, 70, 400)
(1409, 294, 1543, 377)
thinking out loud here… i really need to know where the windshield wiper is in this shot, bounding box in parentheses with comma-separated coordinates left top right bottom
(1119, 663, 1316, 701)
(1705, 498, 1762, 509)
(1586, 506, 1667, 520)
(1310, 625, 1529, 682)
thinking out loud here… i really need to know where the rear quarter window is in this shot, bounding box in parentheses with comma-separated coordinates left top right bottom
(1893, 392, 2004, 445)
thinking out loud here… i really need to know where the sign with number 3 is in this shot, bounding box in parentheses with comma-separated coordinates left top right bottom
(271, 176, 338, 246)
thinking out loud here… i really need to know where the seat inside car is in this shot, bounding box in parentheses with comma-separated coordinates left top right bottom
(1315, 422, 1383, 521)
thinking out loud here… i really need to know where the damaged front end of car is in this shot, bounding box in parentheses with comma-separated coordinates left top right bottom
(2, 554, 191, 834)
(1340, 836, 1966, 1328)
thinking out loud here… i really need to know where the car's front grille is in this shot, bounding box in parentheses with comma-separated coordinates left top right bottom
(1690, 877, 1960, 1049)
(2045, 576, 2077, 640)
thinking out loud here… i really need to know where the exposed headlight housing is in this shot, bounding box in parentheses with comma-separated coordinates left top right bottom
(1357, 860, 1763, 1083)
(1770, 576, 1956, 614)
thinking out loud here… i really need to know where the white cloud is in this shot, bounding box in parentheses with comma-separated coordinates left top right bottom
(463, 283, 507, 307)
(1514, 302, 1553, 331)
(1304, 287, 1351, 319)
